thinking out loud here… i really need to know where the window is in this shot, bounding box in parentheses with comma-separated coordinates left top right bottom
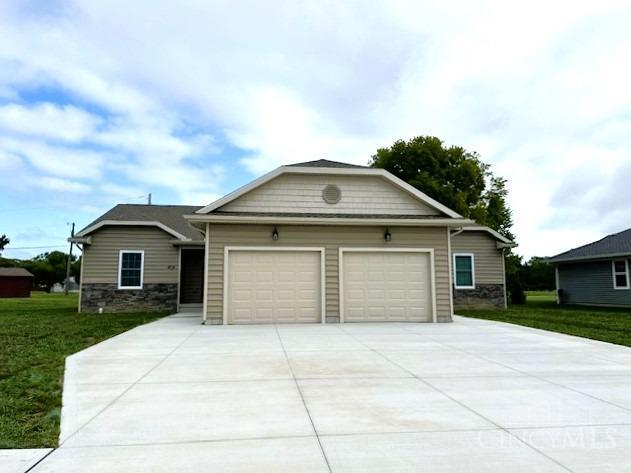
(453, 253, 475, 289)
(118, 250, 144, 289)
(612, 260, 629, 289)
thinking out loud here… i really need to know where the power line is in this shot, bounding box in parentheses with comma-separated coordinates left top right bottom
(2, 246, 67, 251)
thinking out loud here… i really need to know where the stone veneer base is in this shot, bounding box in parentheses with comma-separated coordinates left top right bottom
(453, 283, 505, 310)
(81, 283, 177, 313)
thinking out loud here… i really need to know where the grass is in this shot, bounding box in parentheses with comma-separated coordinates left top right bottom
(460, 294, 631, 348)
(0, 292, 167, 448)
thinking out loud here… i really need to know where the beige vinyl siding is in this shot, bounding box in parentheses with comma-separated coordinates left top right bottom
(82, 226, 179, 284)
(451, 231, 504, 284)
(206, 224, 451, 320)
(219, 174, 441, 216)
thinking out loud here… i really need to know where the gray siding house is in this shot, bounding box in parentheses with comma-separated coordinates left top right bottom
(71, 160, 515, 323)
(549, 228, 631, 307)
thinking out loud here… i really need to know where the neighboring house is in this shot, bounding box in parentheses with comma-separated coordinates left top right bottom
(71, 159, 514, 323)
(549, 228, 631, 307)
(0, 267, 34, 298)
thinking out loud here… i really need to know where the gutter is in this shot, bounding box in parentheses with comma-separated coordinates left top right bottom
(185, 214, 475, 228)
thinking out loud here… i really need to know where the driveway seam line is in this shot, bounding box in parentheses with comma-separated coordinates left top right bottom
(274, 324, 333, 473)
(335, 324, 577, 473)
(59, 318, 203, 447)
(23, 448, 56, 473)
(413, 328, 631, 416)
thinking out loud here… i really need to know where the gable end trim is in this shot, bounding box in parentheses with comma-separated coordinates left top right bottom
(75, 220, 191, 241)
(196, 166, 463, 218)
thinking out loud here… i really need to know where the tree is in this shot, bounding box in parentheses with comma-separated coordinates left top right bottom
(22, 251, 78, 292)
(0, 234, 9, 255)
(521, 256, 555, 291)
(370, 136, 514, 240)
(370, 135, 524, 303)
(504, 253, 526, 304)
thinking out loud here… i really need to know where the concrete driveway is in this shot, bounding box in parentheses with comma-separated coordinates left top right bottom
(31, 314, 631, 472)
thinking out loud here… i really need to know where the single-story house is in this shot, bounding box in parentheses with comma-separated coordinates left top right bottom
(0, 267, 34, 298)
(71, 159, 515, 323)
(549, 228, 631, 307)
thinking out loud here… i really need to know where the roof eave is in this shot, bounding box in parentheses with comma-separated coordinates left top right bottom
(185, 214, 474, 227)
(75, 220, 190, 241)
(550, 252, 631, 264)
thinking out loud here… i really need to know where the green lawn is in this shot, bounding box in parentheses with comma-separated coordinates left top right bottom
(0, 293, 167, 448)
(460, 295, 631, 348)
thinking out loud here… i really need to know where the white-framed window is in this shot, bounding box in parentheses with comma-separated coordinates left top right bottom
(453, 253, 475, 289)
(118, 250, 144, 289)
(612, 259, 630, 290)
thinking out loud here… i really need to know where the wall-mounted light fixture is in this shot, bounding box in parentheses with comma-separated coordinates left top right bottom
(384, 228, 392, 242)
(272, 226, 279, 241)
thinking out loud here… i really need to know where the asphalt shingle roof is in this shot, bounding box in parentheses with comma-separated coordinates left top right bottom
(0, 267, 34, 277)
(79, 204, 204, 241)
(287, 159, 368, 169)
(549, 228, 631, 262)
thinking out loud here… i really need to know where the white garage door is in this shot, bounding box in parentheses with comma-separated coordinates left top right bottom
(342, 251, 433, 322)
(227, 250, 321, 324)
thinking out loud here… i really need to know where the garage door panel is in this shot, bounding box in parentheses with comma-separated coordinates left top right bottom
(227, 250, 321, 324)
(343, 251, 432, 323)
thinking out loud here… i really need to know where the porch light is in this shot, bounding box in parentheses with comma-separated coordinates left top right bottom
(272, 226, 279, 241)
(384, 229, 392, 242)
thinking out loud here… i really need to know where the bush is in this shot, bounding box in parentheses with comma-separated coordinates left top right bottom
(508, 276, 526, 304)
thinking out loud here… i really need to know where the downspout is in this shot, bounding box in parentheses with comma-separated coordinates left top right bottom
(450, 228, 464, 238)
(555, 265, 560, 305)
(501, 247, 508, 309)
(76, 243, 85, 313)
(448, 227, 463, 318)
(201, 222, 209, 325)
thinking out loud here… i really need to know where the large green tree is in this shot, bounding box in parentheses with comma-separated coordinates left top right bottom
(20, 251, 80, 292)
(370, 136, 514, 240)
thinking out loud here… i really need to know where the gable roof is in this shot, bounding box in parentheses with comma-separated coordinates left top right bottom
(460, 225, 516, 246)
(0, 267, 34, 277)
(549, 228, 631, 263)
(287, 159, 367, 169)
(76, 204, 204, 241)
(196, 161, 463, 219)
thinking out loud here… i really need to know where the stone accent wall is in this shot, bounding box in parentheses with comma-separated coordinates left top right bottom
(81, 283, 178, 313)
(453, 284, 505, 310)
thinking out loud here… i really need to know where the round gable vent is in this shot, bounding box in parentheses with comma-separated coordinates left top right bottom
(322, 184, 342, 204)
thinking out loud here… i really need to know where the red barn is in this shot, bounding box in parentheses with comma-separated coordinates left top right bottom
(0, 268, 34, 298)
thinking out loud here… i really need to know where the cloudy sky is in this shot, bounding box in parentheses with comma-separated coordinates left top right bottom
(1, 0, 630, 259)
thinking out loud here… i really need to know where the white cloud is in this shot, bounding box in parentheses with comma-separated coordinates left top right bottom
(0, 102, 101, 142)
(0, 150, 22, 172)
(1, 0, 631, 256)
(37, 176, 91, 193)
(0, 138, 107, 179)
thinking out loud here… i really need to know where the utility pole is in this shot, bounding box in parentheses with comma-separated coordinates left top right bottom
(148, 193, 152, 205)
(64, 222, 75, 296)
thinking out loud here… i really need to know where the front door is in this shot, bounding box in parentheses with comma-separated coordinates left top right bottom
(180, 249, 205, 304)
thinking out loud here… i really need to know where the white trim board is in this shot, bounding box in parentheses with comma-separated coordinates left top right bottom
(186, 214, 473, 227)
(612, 259, 630, 290)
(117, 250, 144, 290)
(453, 252, 475, 290)
(77, 220, 190, 241)
(222, 246, 326, 325)
(338, 247, 437, 323)
(196, 165, 463, 218)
